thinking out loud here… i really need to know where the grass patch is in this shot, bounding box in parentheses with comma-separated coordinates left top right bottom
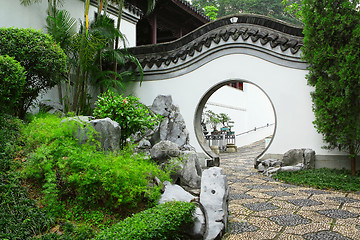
(273, 168, 360, 192)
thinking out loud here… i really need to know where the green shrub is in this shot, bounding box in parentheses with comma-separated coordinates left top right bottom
(93, 91, 161, 148)
(0, 28, 67, 118)
(21, 114, 170, 218)
(274, 168, 360, 192)
(0, 55, 26, 115)
(95, 201, 196, 240)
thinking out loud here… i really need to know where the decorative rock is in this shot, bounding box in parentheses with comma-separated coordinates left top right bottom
(280, 163, 304, 172)
(263, 167, 281, 176)
(257, 159, 282, 172)
(200, 167, 228, 240)
(158, 181, 195, 203)
(61, 116, 121, 151)
(303, 148, 315, 169)
(150, 95, 190, 148)
(90, 118, 121, 152)
(150, 95, 174, 117)
(135, 139, 152, 154)
(150, 140, 180, 163)
(189, 207, 206, 240)
(180, 151, 202, 188)
(282, 149, 304, 166)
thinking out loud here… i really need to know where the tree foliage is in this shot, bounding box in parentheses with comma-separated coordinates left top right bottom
(0, 55, 26, 115)
(0, 28, 67, 118)
(302, 0, 360, 174)
(192, 0, 302, 25)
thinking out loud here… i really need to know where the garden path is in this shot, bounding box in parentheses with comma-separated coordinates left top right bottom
(221, 140, 360, 240)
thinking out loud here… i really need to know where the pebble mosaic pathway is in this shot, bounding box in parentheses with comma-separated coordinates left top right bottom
(221, 140, 360, 240)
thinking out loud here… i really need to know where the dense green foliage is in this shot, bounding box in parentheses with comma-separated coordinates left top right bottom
(21, 114, 170, 219)
(93, 91, 161, 148)
(302, 0, 360, 174)
(0, 55, 26, 115)
(0, 28, 67, 118)
(274, 168, 360, 192)
(192, 0, 302, 25)
(0, 113, 54, 240)
(95, 201, 196, 240)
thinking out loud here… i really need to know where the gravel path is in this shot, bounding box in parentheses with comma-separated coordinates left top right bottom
(221, 140, 360, 240)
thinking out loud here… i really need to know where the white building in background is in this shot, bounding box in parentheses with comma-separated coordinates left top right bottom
(0, 1, 141, 47)
(204, 83, 275, 148)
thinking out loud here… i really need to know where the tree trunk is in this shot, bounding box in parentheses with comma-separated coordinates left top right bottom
(113, 1, 124, 83)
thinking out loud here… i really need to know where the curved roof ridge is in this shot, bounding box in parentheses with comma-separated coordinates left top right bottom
(129, 14, 304, 69)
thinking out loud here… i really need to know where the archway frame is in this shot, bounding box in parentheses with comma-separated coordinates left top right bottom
(194, 79, 277, 165)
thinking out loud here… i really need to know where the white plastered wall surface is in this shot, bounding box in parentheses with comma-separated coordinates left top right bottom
(127, 52, 346, 159)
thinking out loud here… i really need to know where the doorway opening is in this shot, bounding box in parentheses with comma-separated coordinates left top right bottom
(194, 79, 277, 163)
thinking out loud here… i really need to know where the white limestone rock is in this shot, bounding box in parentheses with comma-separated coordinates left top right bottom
(200, 167, 228, 240)
(180, 151, 202, 189)
(150, 140, 180, 163)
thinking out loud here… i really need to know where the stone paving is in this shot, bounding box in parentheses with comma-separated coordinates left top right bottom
(221, 140, 360, 240)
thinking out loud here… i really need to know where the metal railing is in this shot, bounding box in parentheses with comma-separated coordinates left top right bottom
(235, 123, 275, 137)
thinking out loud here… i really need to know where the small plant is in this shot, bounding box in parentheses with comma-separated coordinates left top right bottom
(274, 168, 360, 192)
(95, 201, 196, 240)
(93, 90, 161, 148)
(203, 110, 232, 132)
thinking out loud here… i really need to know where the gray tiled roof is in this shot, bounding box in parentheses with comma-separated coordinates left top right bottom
(129, 14, 304, 69)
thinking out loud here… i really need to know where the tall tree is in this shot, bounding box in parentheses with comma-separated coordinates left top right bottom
(302, 0, 360, 175)
(192, 0, 302, 26)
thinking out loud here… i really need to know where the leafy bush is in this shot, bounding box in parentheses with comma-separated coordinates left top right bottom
(95, 201, 196, 240)
(21, 114, 170, 218)
(93, 91, 161, 148)
(0, 28, 67, 118)
(274, 168, 360, 192)
(0, 55, 26, 115)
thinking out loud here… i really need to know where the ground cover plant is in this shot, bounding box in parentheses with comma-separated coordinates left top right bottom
(274, 168, 360, 192)
(0, 113, 55, 240)
(95, 201, 196, 240)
